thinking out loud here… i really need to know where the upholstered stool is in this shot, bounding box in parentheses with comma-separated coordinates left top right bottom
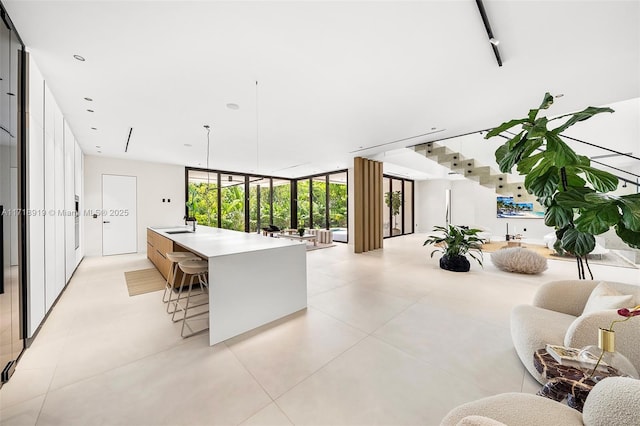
(163, 251, 198, 312)
(172, 259, 209, 337)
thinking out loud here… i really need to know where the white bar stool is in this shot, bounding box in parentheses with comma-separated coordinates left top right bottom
(163, 251, 198, 313)
(172, 259, 209, 337)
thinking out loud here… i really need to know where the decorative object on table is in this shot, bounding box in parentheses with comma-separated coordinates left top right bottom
(485, 92, 640, 280)
(533, 348, 622, 412)
(510, 279, 640, 385)
(490, 247, 548, 274)
(545, 344, 607, 372)
(297, 227, 305, 237)
(423, 224, 485, 272)
(578, 304, 640, 381)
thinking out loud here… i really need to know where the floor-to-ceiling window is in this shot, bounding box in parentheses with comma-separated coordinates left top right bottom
(249, 176, 270, 233)
(383, 175, 414, 238)
(186, 168, 347, 235)
(296, 179, 310, 229)
(186, 168, 294, 232)
(219, 173, 245, 232)
(294, 170, 348, 241)
(312, 176, 326, 229)
(271, 178, 291, 230)
(186, 170, 219, 227)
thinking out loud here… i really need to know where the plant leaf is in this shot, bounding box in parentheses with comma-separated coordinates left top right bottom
(485, 119, 529, 139)
(545, 203, 573, 228)
(561, 227, 596, 256)
(577, 166, 619, 192)
(584, 193, 622, 204)
(555, 187, 596, 209)
(525, 166, 558, 198)
(574, 205, 620, 235)
(619, 195, 640, 232)
(563, 169, 587, 188)
(528, 117, 548, 139)
(551, 106, 614, 134)
(496, 139, 526, 173)
(546, 133, 579, 167)
(615, 222, 640, 249)
(517, 151, 545, 175)
(538, 92, 554, 110)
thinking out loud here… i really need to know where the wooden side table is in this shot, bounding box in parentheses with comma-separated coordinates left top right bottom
(533, 348, 621, 412)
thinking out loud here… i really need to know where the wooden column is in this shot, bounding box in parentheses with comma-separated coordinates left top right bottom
(354, 157, 383, 253)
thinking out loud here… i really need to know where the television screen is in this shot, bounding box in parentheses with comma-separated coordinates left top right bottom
(497, 196, 544, 219)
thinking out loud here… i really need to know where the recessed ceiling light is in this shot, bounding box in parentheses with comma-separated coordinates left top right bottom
(97, 151, 102, 154)
(7, 92, 15, 96)
(87, 109, 94, 112)
(73, 54, 85, 61)
(555, 94, 564, 98)
(184, 143, 192, 147)
(226, 103, 240, 110)
(91, 127, 97, 130)
(431, 127, 437, 130)
(84, 97, 93, 101)
(96, 145, 101, 148)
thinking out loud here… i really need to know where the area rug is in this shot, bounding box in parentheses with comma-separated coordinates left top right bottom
(306, 242, 336, 252)
(481, 242, 638, 269)
(124, 268, 166, 296)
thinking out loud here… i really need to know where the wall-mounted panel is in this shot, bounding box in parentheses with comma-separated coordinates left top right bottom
(353, 157, 382, 253)
(64, 122, 75, 281)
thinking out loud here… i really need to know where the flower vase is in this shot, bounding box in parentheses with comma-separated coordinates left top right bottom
(578, 328, 639, 381)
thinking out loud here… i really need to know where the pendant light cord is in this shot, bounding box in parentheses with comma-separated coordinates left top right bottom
(204, 124, 212, 226)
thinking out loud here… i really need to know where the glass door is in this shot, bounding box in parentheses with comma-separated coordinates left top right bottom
(383, 175, 414, 238)
(0, 10, 25, 385)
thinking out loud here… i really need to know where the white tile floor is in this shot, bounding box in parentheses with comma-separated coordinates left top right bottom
(1, 234, 638, 425)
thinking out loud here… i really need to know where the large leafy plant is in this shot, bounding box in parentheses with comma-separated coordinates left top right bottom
(485, 93, 640, 279)
(423, 225, 485, 267)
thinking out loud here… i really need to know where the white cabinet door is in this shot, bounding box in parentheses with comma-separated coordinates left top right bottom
(102, 175, 137, 255)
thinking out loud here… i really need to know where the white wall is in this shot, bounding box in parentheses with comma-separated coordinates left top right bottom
(415, 178, 554, 241)
(27, 55, 84, 337)
(83, 156, 185, 256)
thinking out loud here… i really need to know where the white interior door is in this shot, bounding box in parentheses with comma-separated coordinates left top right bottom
(102, 174, 137, 255)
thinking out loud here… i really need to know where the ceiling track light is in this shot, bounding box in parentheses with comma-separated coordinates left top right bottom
(475, 0, 503, 67)
(73, 54, 85, 61)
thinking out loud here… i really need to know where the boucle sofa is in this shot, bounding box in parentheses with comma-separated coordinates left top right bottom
(511, 280, 640, 384)
(441, 376, 640, 426)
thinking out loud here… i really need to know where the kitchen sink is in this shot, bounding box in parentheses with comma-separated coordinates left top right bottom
(165, 230, 194, 234)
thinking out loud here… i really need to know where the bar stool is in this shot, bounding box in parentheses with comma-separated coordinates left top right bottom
(163, 251, 198, 313)
(172, 259, 209, 337)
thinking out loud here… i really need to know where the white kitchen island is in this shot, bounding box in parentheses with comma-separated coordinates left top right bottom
(149, 225, 307, 345)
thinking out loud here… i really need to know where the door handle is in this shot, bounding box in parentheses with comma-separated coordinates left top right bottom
(103, 221, 110, 224)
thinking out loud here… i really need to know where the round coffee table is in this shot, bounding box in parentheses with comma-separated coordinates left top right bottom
(533, 348, 622, 412)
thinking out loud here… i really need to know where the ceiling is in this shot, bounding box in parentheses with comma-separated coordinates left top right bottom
(4, 1, 639, 179)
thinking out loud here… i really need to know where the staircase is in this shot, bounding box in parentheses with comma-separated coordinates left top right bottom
(413, 141, 537, 202)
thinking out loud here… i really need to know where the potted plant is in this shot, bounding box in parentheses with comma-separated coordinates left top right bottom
(297, 227, 306, 237)
(485, 92, 640, 279)
(385, 190, 402, 235)
(423, 225, 485, 272)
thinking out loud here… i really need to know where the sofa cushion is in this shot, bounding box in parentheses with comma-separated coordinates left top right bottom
(583, 282, 634, 315)
(582, 377, 640, 426)
(441, 393, 583, 426)
(511, 305, 577, 384)
(456, 415, 506, 426)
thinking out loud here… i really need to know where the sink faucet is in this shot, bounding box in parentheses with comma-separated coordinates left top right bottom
(185, 216, 197, 232)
